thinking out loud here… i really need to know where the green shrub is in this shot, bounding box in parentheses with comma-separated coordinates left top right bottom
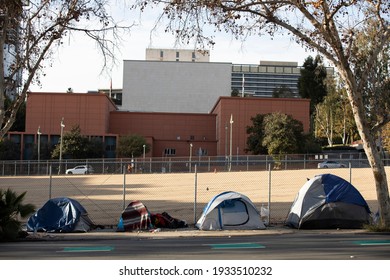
(0, 189, 35, 242)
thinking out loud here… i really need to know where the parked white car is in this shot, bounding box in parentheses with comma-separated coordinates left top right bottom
(317, 161, 346, 169)
(65, 165, 94, 174)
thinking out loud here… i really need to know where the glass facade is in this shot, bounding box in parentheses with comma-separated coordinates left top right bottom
(231, 63, 301, 97)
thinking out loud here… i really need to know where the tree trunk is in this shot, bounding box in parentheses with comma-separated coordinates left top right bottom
(0, 12, 6, 129)
(342, 69, 390, 227)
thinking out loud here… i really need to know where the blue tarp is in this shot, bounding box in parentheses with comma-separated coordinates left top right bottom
(27, 197, 91, 233)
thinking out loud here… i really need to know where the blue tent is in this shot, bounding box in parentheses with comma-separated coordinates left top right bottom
(286, 174, 371, 229)
(27, 197, 94, 233)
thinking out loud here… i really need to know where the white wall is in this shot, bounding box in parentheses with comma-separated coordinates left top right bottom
(122, 60, 232, 113)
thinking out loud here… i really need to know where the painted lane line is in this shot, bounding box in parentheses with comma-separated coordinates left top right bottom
(60, 246, 115, 252)
(353, 240, 390, 246)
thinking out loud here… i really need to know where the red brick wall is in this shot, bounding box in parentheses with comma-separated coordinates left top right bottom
(26, 92, 117, 135)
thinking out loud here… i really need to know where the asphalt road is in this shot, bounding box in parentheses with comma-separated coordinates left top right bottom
(1, 232, 389, 260)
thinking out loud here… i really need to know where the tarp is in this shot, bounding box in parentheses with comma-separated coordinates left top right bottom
(286, 174, 371, 229)
(196, 191, 266, 230)
(117, 201, 188, 231)
(27, 197, 94, 233)
(117, 201, 152, 231)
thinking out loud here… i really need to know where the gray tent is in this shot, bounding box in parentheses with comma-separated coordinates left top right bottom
(196, 191, 266, 230)
(286, 174, 371, 229)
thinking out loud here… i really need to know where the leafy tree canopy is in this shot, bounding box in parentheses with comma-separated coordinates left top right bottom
(298, 55, 328, 114)
(117, 134, 150, 158)
(51, 125, 104, 159)
(0, 138, 20, 160)
(246, 112, 305, 155)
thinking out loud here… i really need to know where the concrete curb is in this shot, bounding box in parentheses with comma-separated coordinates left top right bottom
(23, 225, 372, 241)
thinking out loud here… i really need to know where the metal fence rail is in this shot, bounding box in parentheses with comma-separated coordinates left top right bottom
(2, 151, 388, 176)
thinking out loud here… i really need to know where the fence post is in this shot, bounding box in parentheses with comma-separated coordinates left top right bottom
(267, 163, 272, 225)
(123, 166, 126, 210)
(49, 165, 52, 199)
(349, 162, 352, 183)
(193, 164, 198, 225)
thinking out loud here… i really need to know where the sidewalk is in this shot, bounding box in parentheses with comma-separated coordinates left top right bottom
(24, 225, 370, 241)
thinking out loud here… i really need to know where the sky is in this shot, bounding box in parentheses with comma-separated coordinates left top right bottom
(29, 3, 318, 93)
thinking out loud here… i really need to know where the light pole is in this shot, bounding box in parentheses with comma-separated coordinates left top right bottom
(142, 144, 146, 173)
(58, 118, 65, 174)
(37, 126, 41, 174)
(229, 114, 233, 172)
(189, 143, 193, 173)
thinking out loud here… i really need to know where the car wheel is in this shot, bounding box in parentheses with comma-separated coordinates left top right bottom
(323, 165, 328, 168)
(68, 172, 72, 174)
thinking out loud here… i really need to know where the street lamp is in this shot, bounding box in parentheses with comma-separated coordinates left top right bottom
(142, 144, 146, 173)
(189, 143, 193, 173)
(229, 114, 233, 172)
(58, 118, 65, 174)
(37, 126, 41, 174)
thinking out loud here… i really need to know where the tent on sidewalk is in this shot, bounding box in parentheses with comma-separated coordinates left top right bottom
(27, 197, 95, 233)
(286, 174, 371, 229)
(117, 201, 153, 231)
(117, 201, 188, 231)
(196, 191, 266, 230)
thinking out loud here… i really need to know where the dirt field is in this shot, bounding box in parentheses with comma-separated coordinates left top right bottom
(1, 167, 385, 226)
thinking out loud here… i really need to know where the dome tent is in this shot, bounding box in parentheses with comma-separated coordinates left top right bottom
(286, 174, 371, 229)
(27, 197, 94, 233)
(196, 191, 266, 230)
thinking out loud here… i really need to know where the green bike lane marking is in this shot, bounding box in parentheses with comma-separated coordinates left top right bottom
(208, 243, 266, 250)
(61, 246, 115, 252)
(353, 240, 390, 246)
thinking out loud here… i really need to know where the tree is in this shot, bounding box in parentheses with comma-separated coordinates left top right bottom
(0, 138, 20, 160)
(51, 125, 104, 159)
(117, 134, 150, 158)
(0, 188, 35, 241)
(5, 96, 25, 132)
(246, 112, 305, 156)
(245, 114, 267, 154)
(134, 0, 390, 227)
(231, 89, 239, 97)
(272, 85, 295, 98)
(262, 112, 304, 156)
(298, 55, 328, 114)
(0, 1, 130, 139)
(315, 76, 357, 146)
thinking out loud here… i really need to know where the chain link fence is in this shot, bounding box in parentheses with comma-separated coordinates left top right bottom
(2, 155, 386, 228)
(2, 151, 387, 176)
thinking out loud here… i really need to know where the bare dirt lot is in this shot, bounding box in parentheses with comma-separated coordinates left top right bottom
(1, 167, 385, 226)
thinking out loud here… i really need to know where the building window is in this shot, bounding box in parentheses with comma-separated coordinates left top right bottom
(164, 148, 176, 155)
(190, 135, 195, 140)
(160, 50, 164, 59)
